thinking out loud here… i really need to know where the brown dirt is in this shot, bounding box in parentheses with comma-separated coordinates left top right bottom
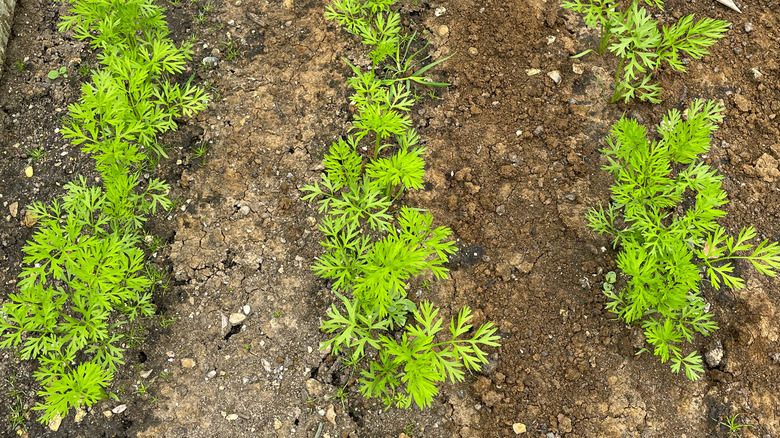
(1, 0, 779, 437)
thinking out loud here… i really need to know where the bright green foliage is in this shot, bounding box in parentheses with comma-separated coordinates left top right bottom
(304, 0, 500, 410)
(366, 132, 426, 193)
(59, 0, 209, 159)
(326, 0, 453, 86)
(326, 0, 400, 66)
(0, 0, 208, 424)
(352, 207, 456, 316)
(321, 297, 499, 409)
(588, 100, 780, 380)
(561, 0, 729, 103)
(358, 303, 499, 409)
(0, 178, 155, 423)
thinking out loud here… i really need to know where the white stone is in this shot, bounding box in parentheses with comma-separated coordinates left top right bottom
(547, 70, 562, 84)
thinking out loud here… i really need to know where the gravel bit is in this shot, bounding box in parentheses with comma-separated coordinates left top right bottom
(547, 70, 561, 84)
(705, 340, 724, 368)
(229, 312, 247, 325)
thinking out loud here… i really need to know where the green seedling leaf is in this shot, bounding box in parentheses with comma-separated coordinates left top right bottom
(570, 49, 594, 58)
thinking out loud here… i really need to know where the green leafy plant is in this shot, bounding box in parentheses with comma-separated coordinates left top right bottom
(221, 36, 240, 61)
(0, 178, 156, 423)
(332, 385, 350, 409)
(7, 394, 27, 431)
(303, 0, 499, 410)
(587, 100, 780, 380)
(24, 145, 45, 162)
(145, 264, 171, 296)
(715, 413, 754, 437)
(47, 66, 68, 80)
(326, 0, 452, 87)
(192, 141, 209, 165)
(562, 0, 729, 103)
(133, 380, 150, 395)
(159, 315, 178, 328)
(4, 376, 27, 431)
(0, 0, 208, 424)
(15, 59, 26, 72)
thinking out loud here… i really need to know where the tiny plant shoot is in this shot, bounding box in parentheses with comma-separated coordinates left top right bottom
(303, 0, 500, 409)
(587, 100, 780, 380)
(561, 0, 729, 103)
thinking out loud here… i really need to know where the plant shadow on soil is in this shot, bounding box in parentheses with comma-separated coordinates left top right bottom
(1, 0, 780, 436)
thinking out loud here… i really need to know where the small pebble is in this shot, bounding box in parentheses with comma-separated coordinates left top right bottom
(526, 68, 541, 76)
(705, 341, 724, 368)
(434, 6, 446, 16)
(202, 57, 219, 66)
(181, 358, 196, 368)
(468, 47, 478, 56)
(513, 423, 526, 434)
(25, 166, 33, 177)
(74, 409, 87, 423)
(112, 404, 127, 414)
(547, 70, 561, 84)
(326, 404, 337, 425)
(48, 413, 62, 431)
(229, 313, 247, 325)
(226, 414, 239, 421)
(744, 22, 753, 32)
(437, 25, 449, 37)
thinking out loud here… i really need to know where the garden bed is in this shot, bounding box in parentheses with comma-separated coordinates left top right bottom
(0, 0, 779, 436)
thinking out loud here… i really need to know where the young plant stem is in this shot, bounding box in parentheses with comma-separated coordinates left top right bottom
(390, 186, 404, 204)
(598, 22, 609, 55)
(611, 57, 625, 103)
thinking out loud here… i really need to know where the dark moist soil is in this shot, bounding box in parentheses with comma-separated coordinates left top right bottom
(1, 0, 779, 437)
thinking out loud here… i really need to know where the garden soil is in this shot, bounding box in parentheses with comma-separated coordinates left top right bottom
(1, 0, 779, 437)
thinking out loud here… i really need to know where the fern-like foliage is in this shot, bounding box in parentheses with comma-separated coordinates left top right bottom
(1, 179, 154, 423)
(323, 299, 500, 409)
(587, 100, 780, 381)
(304, 0, 500, 410)
(0, 0, 209, 424)
(562, 0, 729, 103)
